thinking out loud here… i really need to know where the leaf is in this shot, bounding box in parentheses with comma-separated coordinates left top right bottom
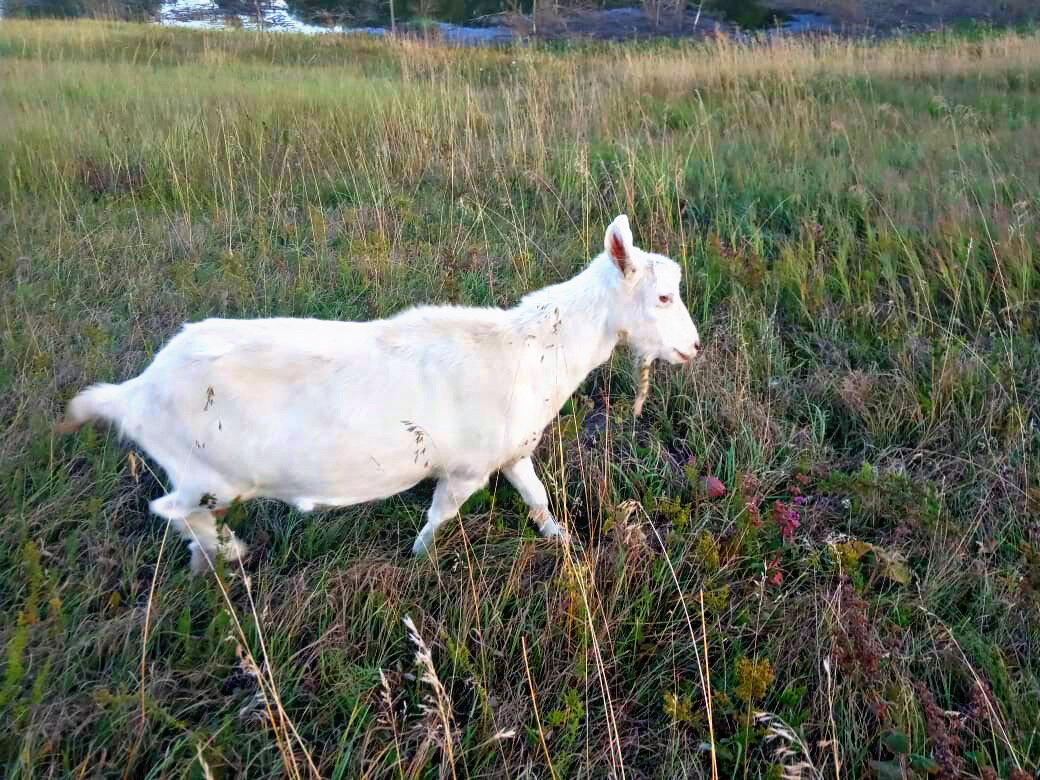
(909, 754, 940, 774)
(868, 759, 905, 780)
(837, 540, 873, 559)
(835, 539, 912, 585)
(871, 546, 911, 585)
(663, 691, 693, 723)
(879, 557, 911, 584)
(704, 476, 726, 499)
(882, 731, 911, 754)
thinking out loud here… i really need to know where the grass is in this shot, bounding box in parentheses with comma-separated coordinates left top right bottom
(1, 18, 1039, 778)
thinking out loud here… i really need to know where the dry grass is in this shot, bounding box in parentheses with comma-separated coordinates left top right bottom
(1, 19, 1039, 779)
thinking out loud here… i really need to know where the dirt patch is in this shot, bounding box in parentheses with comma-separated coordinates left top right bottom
(489, 0, 1037, 42)
(766, 0, 1038, 32)
(496, 5, 736, 41)
(77, 157, 146, 199)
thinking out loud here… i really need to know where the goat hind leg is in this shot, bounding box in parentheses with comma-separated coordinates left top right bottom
(412, 473, 488, 557)
(150, 492, 247, 574)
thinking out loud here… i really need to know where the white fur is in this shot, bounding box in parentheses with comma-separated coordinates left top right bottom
(61, 215, 700, 571)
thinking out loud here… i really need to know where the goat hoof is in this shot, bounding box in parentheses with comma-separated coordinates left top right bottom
(539, 519, 570, 544)
(189, 545, 210, 575)
(188, 540, 247, 575)
(411, 536, 433, 557)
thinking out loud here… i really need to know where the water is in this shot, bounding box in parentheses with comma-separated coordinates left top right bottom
(1, 0, 514, 32)
(783, 11, 832, 34)
(0, 0, 832, 42)
(154, 0, 515, 42)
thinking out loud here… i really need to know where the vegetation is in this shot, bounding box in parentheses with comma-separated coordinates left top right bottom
(1, 19, 1039, 778)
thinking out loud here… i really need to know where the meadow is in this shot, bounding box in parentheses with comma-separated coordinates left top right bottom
(1, 19, 1039, 778)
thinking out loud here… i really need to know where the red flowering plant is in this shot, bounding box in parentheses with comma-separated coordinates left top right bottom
(759, 475, 811, 587)
(772, 499, 801, 541)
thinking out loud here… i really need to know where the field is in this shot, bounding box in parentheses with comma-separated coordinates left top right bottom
(1, 20, 1039, 778)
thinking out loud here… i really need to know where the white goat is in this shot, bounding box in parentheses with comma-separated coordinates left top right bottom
(58, 215, 701, 573)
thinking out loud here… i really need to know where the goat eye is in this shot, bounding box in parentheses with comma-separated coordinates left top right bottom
(658, 294, 672, 305)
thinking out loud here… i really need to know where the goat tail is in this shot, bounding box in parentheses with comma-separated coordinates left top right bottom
(55, 383, 126, 434)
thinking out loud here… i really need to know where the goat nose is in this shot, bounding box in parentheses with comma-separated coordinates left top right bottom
(693, 339, 701, 353)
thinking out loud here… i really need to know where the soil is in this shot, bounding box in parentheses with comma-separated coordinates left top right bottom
(486, 0, 1038, 42)
(496, 5, 738, 41)
(767, 0, 1038, 32)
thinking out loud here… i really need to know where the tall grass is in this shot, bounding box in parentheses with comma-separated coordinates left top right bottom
(1, 19, 1038, 778)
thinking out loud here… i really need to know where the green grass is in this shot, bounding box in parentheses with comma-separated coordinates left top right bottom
(2, 19, 1039, 779)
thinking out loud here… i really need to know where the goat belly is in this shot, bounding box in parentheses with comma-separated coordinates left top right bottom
(120, 318, 437, 508)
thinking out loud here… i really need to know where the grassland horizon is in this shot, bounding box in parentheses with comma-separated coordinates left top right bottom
(1, 19, 1038, 779)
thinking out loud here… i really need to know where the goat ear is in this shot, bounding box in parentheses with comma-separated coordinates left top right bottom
(604, 214, 635, 276)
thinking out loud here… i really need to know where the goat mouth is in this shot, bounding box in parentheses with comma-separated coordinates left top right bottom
(673, 348, 692, 363)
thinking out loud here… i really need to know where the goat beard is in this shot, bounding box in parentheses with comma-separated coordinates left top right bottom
(632, 356, 652, 418)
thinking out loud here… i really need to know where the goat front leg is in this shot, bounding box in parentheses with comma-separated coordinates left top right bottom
(502, 457, 567, 541)
(413, 472, 489, 556)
